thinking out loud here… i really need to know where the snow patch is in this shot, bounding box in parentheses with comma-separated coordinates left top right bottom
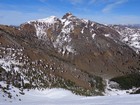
(91, 23, 95, 27)
(53, 33, 75, 55)
(0, 47, 24, 72)
(34, 24, 47, 39)
(61, 22, 74, 34)
(81, 28, 84, 34)
(105, 80, 138, 96)
(0, 57, 23, 72)
(63, 20, 71, 27)
(104, 34, 110, 37)
(81, 19, 89, 24)
(92, 33, 96, 39)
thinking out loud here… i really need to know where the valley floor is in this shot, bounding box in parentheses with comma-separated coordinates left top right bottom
(0, 88, 140, 105)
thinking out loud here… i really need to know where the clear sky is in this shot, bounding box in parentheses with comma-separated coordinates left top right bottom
(0, 0, 140, 25)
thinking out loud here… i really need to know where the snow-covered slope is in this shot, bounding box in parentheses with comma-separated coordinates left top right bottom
(1, 88, 140, 105)
(110, 25, 140, 53)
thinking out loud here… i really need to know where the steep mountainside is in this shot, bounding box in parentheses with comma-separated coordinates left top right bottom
(0, 13, 140, 99)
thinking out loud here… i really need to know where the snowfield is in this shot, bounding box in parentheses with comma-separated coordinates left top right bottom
(1, 88, 140, 105)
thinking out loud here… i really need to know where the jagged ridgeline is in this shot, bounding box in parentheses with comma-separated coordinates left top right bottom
(0, 13, 140, 97)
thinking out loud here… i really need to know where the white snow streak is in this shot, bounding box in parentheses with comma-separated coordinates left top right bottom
(92, 33, 96, 39)
(104, 34, 110, 37)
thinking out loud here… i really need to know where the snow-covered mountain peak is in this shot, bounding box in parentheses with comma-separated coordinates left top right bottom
(28, 16, 58, 24)
(24, 13, 122, 55)
(37, 16, 57, 23)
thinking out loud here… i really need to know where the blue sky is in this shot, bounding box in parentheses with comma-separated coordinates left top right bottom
(0, 0, 140, 25)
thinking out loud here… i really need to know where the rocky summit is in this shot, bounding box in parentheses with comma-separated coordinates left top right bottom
(0, 13, 140, 98)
